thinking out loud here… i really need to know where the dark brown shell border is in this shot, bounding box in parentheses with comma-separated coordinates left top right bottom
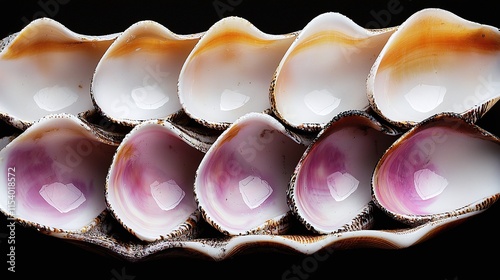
(35, 207, 481, 262)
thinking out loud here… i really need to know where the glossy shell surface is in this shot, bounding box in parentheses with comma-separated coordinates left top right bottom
(367, 8, 500, 129)
(194, 112, 307, 235)
(271, 12, 395, 131)
(106, 119, 206, 242)
(91, 20, 203, 127)
(0, 113, 117, 235)
(288, 110, 399, 234)
(0, 9, 499, 262)
(372, 113, 500, 226)
(0, 18, 118, 130)
(178, 16, 297, 130)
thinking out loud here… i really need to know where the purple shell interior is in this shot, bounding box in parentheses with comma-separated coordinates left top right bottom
(293, 115, 396, 233)
(1, 119, 116, 231)
(195, 115, 306, 235)
(373, 121, 500, 218)
(107, 123, 204, 241)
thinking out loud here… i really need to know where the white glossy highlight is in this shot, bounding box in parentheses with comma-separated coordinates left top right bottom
(33, 86, 79, 112)
(131, 86, 170, 110)
(413, 169, 448, 200)
(304, 89, 340, 116)
(238, 175, 273, 209)
(327, 171, 359, 202)
(220, 89, 250, 111)
(404, 84, 446, 113)
(39, 182, 86, 213)
(150, 180, 185, 211)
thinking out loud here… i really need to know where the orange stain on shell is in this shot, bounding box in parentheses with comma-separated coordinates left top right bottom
(220, 122, 244, 143)
(377, 15, 500, 75)
(290, 30, 369, 55)
(190, 29, 292, 59)
(116, 143, 136, 163)
(2, 27, 113, 59)
(106, 35, 198, 58)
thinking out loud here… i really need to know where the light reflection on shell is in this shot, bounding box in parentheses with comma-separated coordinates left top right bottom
(271, 12, 396, 132)
(288, 110, 400, 234)
(105, 119, 206, 242)
(0, 7, 499, 259)
(91, 20, 203, 127)
(367, 8, 500, 129)
(0, 113, 117, 236)
(0, 18, 118, 130)
(178, 16, 298, 130)
(372, 113, 500, 227)
(194, 112, 308, 236)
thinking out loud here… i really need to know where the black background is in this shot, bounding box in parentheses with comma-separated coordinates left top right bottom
(1, 1, 500, 279)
